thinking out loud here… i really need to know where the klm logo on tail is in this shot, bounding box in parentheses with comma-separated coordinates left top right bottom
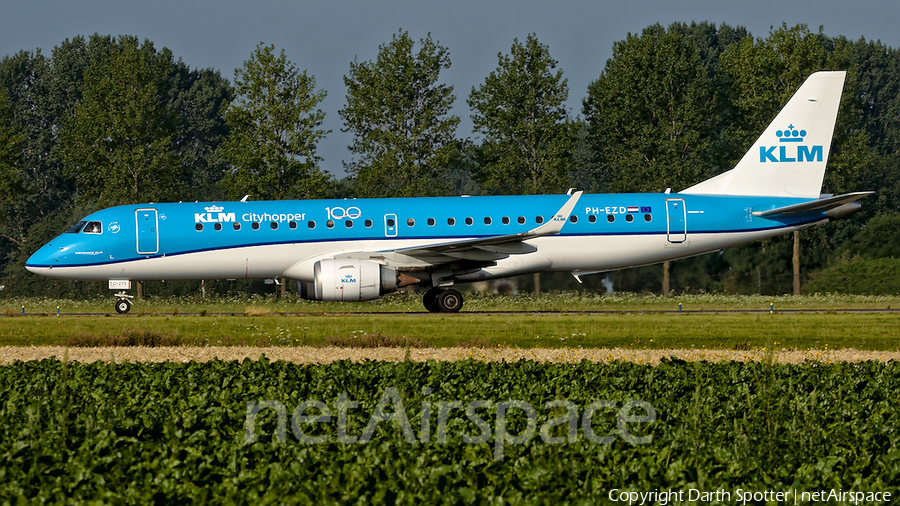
(759, 125, 823, 163)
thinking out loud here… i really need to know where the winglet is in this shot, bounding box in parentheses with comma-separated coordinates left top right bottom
(524, 191, 583, 237)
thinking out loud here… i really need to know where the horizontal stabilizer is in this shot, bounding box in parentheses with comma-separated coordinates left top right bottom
(751, 192, 873, 217)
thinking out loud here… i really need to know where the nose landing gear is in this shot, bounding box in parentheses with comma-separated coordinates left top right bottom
(422, 287, 463, 313)
(114, 291, 134, 314)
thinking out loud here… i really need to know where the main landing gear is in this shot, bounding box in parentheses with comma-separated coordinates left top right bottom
(422, 287, 463, 313)
(114, 291, 134, 314)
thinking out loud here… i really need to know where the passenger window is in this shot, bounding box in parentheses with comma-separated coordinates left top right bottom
(465, 217, 473, 226)
(84, 221, 103, 234)
(407, 218, 415, 227)
(607, 215, 615, 223)
(484, 217, 492, 225)
(214, 223, 222, 231)
(644, 213, 652, 222)
(589, 215, 597, 223)
(327, 220, 335, 229)
(386, 218, 395, 227)
(346, 220, 353, 228)
(195, 223, 203, 231)
(233, 222, 241, 231)
(427, 218, 435, 226)
(270, 222, 278, 230)
(569, 215, 578, 223)
(365, 219, 373, 228)
(626, 214, 634, 223)
(252, 222, 260, 230)
(448, 217, 455, 226)
(502, 216, 510, 225)
(289, 221, 297, 229)
(308, 221, 316, 229)
(517, 216, 525, 225)
(535, 216, 544, 224)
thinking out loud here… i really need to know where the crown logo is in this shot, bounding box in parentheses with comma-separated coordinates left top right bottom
(205, 205, 224, 213)
(776, 125, 806, 143)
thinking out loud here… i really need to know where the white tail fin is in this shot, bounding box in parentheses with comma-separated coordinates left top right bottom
(682, 71, 846, 198)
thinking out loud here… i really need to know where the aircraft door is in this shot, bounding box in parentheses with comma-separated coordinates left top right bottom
(666, 199, 686, 243)
(384, 214, 398, 237)
(136, 208, 159, 254)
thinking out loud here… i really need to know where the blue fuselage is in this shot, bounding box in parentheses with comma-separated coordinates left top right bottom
(26, 192, 823, 283)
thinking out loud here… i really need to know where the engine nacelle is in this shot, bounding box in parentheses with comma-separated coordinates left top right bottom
(300, 259, 398, 301)
(825, 201, 862, 222)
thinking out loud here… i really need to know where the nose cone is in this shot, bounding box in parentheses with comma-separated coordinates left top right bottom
(25, 241, 62, 275)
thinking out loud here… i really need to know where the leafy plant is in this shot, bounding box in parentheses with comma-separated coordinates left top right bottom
(0, 359, 897, 502)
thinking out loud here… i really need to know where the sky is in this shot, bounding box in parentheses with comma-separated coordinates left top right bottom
(3, 0, 899, 176)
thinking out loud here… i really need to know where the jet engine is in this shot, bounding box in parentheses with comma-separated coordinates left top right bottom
(299, 259, 405, 301)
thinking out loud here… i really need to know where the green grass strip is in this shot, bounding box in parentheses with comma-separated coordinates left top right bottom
(2, 312, 898, 351)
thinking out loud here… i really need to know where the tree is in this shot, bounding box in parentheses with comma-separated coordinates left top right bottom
(166, 63, 233, 201)
(60, 36, 181, 205)
(0, 87, 24, 278)
(48, 35, 232, 203)
(340, 31, 459, 197)
(665, 21, 751, 80)
(220, 43, 329, 201)
(0, 35, 232, 296)
(719, 23, 865, 190)
(0, 89, 23, 210)
(468, 34, 573, 195)
(583, 25, 719, 194)
(718, 24, 871, 294)
(583, 23, 747, 295)
(843, 37, 900, 219)
(0, 50, 67, 248)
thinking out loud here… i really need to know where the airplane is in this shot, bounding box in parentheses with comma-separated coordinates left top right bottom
(26, 71, 871, 313)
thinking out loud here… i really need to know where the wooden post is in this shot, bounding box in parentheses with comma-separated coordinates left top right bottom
(793, 230, 801, 296)
(662, 261, 670, 297)
(136, 280, 143, 300)
(533, 272, 541, 298)
(757, 266, 762, 295)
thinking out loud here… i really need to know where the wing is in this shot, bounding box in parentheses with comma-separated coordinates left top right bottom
(337, 191, 583, 266)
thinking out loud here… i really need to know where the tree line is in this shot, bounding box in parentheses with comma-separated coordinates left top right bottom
(2, 23, 899, 298)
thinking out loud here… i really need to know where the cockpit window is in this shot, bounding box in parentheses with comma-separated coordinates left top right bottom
(65, 221, 87, 234)
(83, 221, 103, 234)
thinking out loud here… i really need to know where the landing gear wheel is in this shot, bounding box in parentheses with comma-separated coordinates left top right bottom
(115, 299, 132, 314)
(423, 287, 443, 313)
(437, 289, 463, 313)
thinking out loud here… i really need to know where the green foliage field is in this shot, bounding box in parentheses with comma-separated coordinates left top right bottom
(1, 359, 897, 503)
